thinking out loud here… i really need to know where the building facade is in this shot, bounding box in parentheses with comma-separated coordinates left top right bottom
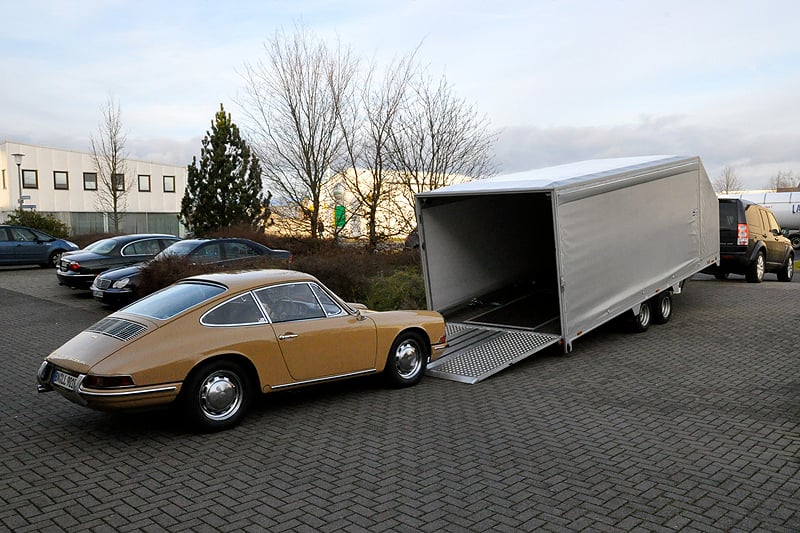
(1, 141, 186, 236)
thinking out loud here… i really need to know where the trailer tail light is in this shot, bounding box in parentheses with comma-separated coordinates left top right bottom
(737, 223, 748, 245)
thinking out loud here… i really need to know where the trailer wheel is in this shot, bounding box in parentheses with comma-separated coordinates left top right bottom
(651, 292, 672, 324)
(628, 301, 651, 333)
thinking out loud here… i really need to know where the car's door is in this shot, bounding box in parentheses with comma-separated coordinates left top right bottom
(0, 227, 14, 264)
(255, 282, 377, 382)
(8, 226, 42, 263)
(763, 209, 788, 265)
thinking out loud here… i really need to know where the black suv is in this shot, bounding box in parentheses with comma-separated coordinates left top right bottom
(711, 198, 793, 283)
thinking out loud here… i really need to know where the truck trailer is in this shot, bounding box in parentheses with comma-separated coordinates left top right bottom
(416, 155, 719, 384)
(722, 191, 800, 249)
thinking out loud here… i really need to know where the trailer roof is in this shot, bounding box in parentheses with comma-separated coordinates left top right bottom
(418, 155, 693, 196)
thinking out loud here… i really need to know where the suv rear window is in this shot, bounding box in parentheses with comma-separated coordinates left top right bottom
(719, 201, 739, 229)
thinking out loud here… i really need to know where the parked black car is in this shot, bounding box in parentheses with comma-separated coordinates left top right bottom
(91, 237, 292, 306)
(708, 198, 794, 283)
(57, 234, 181, 289)
(0, 225, 78, 268)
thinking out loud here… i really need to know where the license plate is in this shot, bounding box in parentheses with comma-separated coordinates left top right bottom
(52, 369, 78, 391)
(92, 289, 103, 299)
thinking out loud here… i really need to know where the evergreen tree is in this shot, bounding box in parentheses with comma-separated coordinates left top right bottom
(181, 104, 265, 235)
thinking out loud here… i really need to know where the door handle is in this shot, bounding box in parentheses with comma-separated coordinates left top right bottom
(279, 333, 298, 340)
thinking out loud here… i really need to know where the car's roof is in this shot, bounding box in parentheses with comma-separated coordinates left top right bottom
(110, 233, 178, 242)
(182, 269, 317, 292)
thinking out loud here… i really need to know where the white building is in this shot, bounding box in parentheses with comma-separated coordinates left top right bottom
(1, 141, 186, 235)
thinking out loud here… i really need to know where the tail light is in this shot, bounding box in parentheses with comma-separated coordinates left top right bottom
(68, 262, 81, 272)
(737, 223, 748, 246)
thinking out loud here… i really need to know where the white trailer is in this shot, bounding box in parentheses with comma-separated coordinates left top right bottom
(722, 191, 800, 249)
(416, 155, 719, 383)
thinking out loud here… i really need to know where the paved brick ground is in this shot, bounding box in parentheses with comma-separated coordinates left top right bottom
(1, 268, 798, 532)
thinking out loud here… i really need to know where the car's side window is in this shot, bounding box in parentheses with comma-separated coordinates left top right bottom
(201, 292, 266, 326)
(223, 241, 258, 260)
(124, 239, 161, 256)
(256, 283, 326, 323)
(0, 229, 10, 242)
(310, 283, 345, 317)
(192, 243, 222, 262)
(11, 228, 36, 241)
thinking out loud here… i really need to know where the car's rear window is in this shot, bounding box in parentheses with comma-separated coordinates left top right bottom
(85, 238, 116, 255)
(123, 281, 226, 320)
(718, 201, 739, 229)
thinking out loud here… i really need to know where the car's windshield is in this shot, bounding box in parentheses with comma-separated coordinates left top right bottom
(84, 238, 116, 255)
(123, 281, 226, 320)
(155, 241, 197, 260)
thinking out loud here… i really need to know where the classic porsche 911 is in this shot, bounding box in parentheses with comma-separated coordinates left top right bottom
(37, 269, 447, 431)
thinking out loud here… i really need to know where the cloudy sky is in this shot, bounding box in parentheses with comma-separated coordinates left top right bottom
(2, 0, 799, 189)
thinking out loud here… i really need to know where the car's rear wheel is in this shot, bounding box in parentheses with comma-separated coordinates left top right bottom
(181, 359, 252, 432)
(746, 251, 765, 283)
(777, 254, 794, 282)
(384, 332, 427, 388)
(628, 300, 652, 333)
(651, 292, 672, 324)
(714, 270, 728, 280)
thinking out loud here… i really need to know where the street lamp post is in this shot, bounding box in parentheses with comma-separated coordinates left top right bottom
(11, 153, 24, 209)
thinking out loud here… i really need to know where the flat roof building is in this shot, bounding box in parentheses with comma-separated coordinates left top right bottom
(1, 141, 186, 235)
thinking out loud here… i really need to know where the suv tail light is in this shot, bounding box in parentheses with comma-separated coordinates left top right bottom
(737, 223, 748, 245)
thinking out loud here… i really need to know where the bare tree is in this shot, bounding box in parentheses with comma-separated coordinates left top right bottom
(338, 52, 418, 250)
(767, 170, 797, 191)
(90, 95, 130, 233)
(239, 27, 359, 239)
(388, 73, 497, 224)
(712, 164, 742, 194)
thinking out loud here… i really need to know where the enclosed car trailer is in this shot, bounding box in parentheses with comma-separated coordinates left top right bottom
(416, 155, 719, 383)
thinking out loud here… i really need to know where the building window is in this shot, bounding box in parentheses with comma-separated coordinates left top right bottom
(22, 169, 38, 189)
(163, 175, 175, 193)
(54, 171, 69, 190)
(138, 174, 151, 192)
(83, 172, 97, 190)
(112, 174, 125, 191)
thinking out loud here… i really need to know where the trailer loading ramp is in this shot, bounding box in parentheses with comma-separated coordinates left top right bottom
(426, 322, 561, 384)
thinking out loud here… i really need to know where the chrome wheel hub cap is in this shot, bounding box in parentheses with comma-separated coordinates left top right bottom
(396, 342, 421, 379)
(200, 373, 241, 420)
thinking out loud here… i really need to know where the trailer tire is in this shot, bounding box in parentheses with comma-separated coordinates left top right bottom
(628, 301, 652, 333)
(651, 292, 672, 324)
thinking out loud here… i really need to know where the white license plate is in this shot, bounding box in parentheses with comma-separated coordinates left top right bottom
(92, 289, 103, 299)
(52, 369, 78, 390)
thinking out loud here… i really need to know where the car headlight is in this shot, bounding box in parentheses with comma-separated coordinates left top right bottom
(112, 278, 130, 289)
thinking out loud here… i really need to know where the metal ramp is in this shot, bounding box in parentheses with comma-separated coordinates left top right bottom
(426, 322, 561, 384)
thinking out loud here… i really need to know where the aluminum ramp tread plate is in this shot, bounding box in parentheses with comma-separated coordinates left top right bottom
(426, 322, 561, 384)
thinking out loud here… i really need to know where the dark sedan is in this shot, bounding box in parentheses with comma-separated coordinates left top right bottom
(91, 237, 292, 305)
(57, 234, 180, 289)
(0, 225, 79, 267)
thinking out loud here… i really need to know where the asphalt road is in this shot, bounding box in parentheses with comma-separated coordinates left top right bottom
(1, 266, 798, 531)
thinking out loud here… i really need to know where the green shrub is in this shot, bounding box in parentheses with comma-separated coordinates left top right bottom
(364, 265, 426, 311)
(4, 210, 70, 238)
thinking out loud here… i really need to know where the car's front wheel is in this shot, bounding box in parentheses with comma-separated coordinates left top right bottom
(43, 250, 64, 268)
(746, 251, 765, 283)
(181, 359, 252, 432)
(777, 254, 794, 282)
(384, 332, 427, 388)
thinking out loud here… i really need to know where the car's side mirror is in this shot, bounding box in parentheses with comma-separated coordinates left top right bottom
(772, 229, 781, 236)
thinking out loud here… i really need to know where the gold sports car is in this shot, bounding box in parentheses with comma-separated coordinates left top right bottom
(37, 269, 447, 431)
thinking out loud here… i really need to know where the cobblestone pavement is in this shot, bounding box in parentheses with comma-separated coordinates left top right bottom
(1, 267, 798, 532)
